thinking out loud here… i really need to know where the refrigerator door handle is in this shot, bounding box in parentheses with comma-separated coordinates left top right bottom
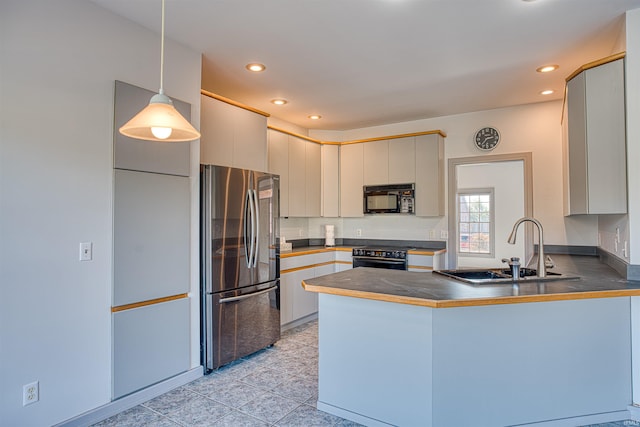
(251, 189, 260, 267)
(243, 189, 253, 269)
(218, 284, 278, 304)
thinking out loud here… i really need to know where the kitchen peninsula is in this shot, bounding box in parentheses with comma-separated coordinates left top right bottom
(302, 256, 640, 427)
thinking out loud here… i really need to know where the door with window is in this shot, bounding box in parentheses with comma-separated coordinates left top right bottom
(455, 161, 525, 268)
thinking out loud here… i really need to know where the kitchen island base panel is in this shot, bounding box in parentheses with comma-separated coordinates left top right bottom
(317, 293, 632, 427)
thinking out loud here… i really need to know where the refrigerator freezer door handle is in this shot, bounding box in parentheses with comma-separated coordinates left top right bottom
(252, 189, 260, 268)
(218, 284, 278, 303)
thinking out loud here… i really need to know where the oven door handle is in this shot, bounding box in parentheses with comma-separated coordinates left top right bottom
(353, 256, 407, 264)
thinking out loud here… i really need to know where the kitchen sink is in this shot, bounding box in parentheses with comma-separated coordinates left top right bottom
(433, 268, 579, 284)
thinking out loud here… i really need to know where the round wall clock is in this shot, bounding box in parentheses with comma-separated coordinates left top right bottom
(474, 127, 500, 151)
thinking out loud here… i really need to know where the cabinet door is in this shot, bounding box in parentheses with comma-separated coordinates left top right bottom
(290, 268, 318, 321)
(200, 95, 234, 167)
(113, 170, 190, 306)
(200, 95, 267, 171)
(322, 145, 340, 217)
(340, 144, 364, 217)
(363, 139, 389, 185)
(415, 134, 444, 217)
(288, 136, 307, 217)
(584, 59, 626, 214)
(281, 268, 317, 325)
(566, 58, 627, 215)
(114, 81, 191, 176)
(388, 137, 416, 184)
(234, 107, 267, 172)
(113, 299, 190, 398)
(306, 142, 322, 217)
(268, 130, 289, 217)
(566, 73, 588, 214)
(279, 273, 294, 325)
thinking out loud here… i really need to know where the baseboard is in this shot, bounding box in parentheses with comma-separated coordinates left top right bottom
(281, 312, 318, 332)
(628, 404, 640, 421)
(55, 367, 203, 427)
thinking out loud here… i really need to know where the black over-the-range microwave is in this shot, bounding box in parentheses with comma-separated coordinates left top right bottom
(363, 183, 415, 214)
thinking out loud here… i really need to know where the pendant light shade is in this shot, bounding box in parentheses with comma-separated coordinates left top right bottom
(119, 91, 201, 142)
(119, 0, 200, 143)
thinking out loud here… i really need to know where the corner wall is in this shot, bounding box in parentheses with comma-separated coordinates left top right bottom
(0, 1, 201, 425)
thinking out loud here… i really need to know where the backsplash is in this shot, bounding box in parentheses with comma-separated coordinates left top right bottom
(279, 215, 448, 243)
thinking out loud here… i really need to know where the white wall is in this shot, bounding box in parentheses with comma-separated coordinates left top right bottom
(308, 101, 598, 247)
(456, 161, 525, 268)
(0, 1, 201, 425)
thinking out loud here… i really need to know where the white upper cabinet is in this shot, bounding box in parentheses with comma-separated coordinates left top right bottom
(363, 137, 417, 186)
(305, 141, 322, 217)
(388, 137, 416, 184)
(200, 94, 267, 172)
(363, 140, 389, 185)
(267, 129, 321, 217)
(415, 134, 444, 217)
(288, 136, 307, 217)
(564, 56, 627, 215)
(340, 143, 365, 217)
(321, 144, 340, 217)
(268, 130, 289, 217)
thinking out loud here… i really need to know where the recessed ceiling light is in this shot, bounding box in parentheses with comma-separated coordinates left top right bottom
(540, 89, 555, 95)
(246, 63, 266, 72)
(271, 99, 288, 105)
(536, 64, 559, 73)
(308, 115, 322, 120)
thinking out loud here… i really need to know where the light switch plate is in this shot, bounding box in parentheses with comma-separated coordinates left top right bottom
(79, 242, 93, 261)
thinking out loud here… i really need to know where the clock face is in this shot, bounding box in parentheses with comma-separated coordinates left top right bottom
(474, 127, 500, 151)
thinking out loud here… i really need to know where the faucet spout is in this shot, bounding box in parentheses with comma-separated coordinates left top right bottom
(507, 217, 546, 278)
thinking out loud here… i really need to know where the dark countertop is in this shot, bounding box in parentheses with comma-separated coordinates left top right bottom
(302, 255, 640, 308)
(280, 245, 446, 257)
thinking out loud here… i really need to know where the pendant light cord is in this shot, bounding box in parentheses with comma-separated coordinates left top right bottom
(159, 0, 165, 94)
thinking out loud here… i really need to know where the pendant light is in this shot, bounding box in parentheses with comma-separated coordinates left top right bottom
(119, 0, 200, 142)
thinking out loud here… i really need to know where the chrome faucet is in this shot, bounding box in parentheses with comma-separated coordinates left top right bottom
(507, 217, 546, 278)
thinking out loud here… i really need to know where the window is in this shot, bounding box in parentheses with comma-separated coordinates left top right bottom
(458, 189, 494, 256)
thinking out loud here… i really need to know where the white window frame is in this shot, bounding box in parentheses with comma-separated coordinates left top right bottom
(456, 188, 495, 258)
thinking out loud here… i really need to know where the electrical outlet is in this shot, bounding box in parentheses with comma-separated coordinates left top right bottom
(440, 230, 448, 239)
(428, 229, 436, 239)
(23, 381, 39, 406)
(616, 227, 620, 243)
(624, 241, 628, 258)
(356, 229, 362, 237)
(298, 228, 303, 237)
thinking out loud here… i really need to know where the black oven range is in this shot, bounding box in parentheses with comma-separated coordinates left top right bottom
(352, 247, 408, 270)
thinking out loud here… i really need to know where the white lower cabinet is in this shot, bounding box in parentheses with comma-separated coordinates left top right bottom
(281, 268, 317, 325)
(280, 252, 334, 325)
(334, 250, 353, 272)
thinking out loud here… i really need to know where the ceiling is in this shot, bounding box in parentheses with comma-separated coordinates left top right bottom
(91, 0, 640, 131)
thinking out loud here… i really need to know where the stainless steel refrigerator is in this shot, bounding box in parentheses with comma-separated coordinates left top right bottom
(200, 165, 280, 372)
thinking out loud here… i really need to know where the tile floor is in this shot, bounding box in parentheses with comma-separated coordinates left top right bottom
(93, 320, 361, 426)
(92, 319, 638, 427)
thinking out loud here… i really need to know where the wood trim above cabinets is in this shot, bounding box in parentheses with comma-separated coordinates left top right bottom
(268, 125, 323, 144)
(565, 51, 626, 82)
(341, 129, 447, 145)
(201, 89, 270, 117)
(268, 125, 446, 146)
